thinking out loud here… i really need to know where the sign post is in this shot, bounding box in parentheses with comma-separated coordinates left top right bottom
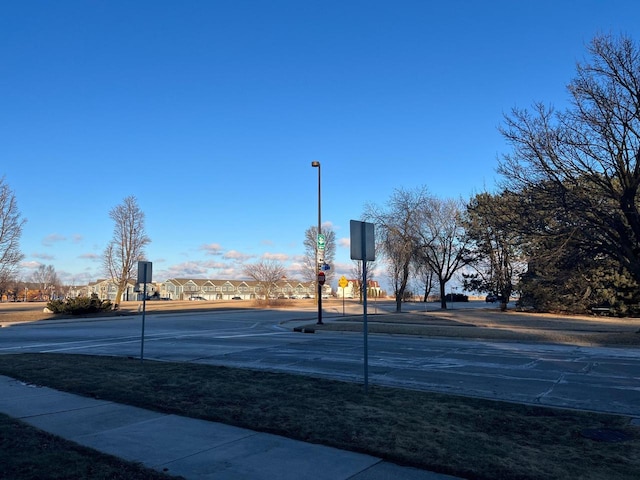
(138, 261, 152, 362)
(317, 271, 325, 325)
(316, 233, 325, 324)
(338, 275, 348, 316)
(350, 220, 375, 393)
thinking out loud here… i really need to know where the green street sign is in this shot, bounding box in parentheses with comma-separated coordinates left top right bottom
(317, 233, 326, 250)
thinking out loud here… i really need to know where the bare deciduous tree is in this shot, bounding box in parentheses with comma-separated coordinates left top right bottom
(5, 278, 23, 302)
(103, 196, 150, 307)
(0, 177, 25, 292)
(415, 262, 436, 303)
(499, 34, 640, 286)
(364, 187, 431, 312)
(243, 259, 286, 304)
(416, 197, 472, 309)
(366, 186, 471, 310)
(30, 264, 60, 300)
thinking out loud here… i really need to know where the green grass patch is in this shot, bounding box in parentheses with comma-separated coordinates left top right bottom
(0, 353, 638, 480)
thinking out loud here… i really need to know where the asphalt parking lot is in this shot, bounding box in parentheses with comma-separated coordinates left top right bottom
(1, 299, 639, 417)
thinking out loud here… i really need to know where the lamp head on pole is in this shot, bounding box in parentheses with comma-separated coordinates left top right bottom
(311, 161, 320, 168)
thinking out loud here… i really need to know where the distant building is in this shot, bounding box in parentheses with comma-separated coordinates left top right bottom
(82, 277, 331, 302)
(88, 279, 157, 301)
(337, 279, 381, 299)
(160, 278, 330, 301)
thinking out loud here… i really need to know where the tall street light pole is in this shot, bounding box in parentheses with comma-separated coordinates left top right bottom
(311, 161, 323, 325)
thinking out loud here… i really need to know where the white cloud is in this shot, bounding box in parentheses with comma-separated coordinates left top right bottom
(20, 261, 41, 270)
(42, 233, 66, 246)
(262, 252, 289, 262)
(200, 243, 223, 255)
(32, 252, 55, 260)
(322, 220, 334, 230)
(201, 260, 229, 269)
(223, 250, 254, 262)
(58, 270, 96, 286)
(156, 259, 246, 280)
(158, 261, 211, 279)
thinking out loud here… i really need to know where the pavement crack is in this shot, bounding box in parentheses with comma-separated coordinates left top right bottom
(535, 372, 566, 403)
(581, 362, 598, 374)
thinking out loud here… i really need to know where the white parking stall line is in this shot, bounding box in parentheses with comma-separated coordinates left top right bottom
(29, 330, 294, 354)
(0, 335, 141, 352)
(42, 338, 143, 353)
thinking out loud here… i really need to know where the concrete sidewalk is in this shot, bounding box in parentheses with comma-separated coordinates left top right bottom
(0, 375, 461, 480)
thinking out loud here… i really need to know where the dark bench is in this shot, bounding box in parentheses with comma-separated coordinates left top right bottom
(591, 306, 612, 316)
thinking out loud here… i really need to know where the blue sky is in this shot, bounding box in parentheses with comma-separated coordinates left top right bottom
(2, 0, 639, 290)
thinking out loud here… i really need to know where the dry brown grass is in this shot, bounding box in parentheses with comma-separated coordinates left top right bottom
(0, 298, 299, 325)
(309, 307, 640, 347)
(0, 353, 639, 480)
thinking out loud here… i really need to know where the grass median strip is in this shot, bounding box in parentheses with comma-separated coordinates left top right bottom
(0, 353, 638, 480)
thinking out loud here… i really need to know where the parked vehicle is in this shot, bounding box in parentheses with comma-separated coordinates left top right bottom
(485, 294, 497, 303)
(189, 296, 206, 301)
